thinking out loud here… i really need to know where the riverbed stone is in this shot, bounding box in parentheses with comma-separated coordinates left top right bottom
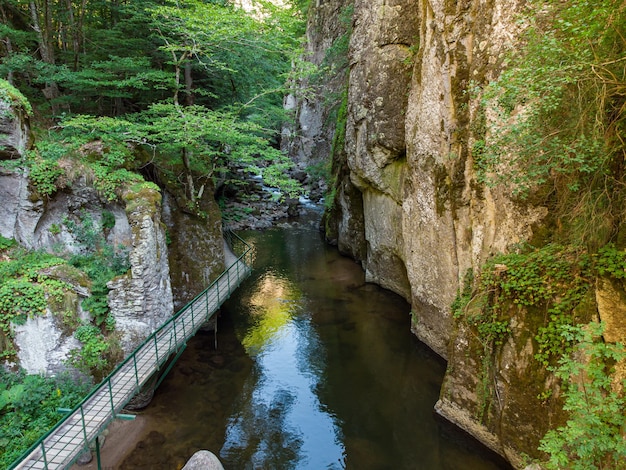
(182, 450, 225, 470)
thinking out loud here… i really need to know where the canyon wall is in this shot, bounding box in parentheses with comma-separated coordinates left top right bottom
(0, 167, 174, 372)
(301, 0, 561, 467)
(0, 85, 227, 377)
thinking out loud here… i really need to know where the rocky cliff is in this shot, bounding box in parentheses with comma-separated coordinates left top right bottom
(0, 88, 176, 375)
(299, 0, 582, 467)
(0, 82, 231, 378)
(0, 166, 174, 372)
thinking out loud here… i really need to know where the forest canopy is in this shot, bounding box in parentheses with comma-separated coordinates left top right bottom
(0, 0, 308, 203)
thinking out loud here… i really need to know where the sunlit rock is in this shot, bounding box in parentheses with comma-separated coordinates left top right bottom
(182, 450, 225, 470)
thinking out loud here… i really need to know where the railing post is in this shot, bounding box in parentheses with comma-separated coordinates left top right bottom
(133, 354, 140, 392)
(153, 334, 159, 366)
(80, 405, 89, 447)
(41, 441, 48, 470)
(108, 380, 115, 417)
(191, 302, 195, 330)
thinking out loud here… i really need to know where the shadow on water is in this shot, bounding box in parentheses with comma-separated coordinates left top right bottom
(120, 219, 512, 470)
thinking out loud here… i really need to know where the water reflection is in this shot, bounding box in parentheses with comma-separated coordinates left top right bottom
(221, 267, 344, 469)
(241, 271, 300, 355)
(119, 221, 509, 470)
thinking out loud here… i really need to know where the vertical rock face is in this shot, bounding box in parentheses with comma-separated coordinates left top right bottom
(345, 0, 419, 301)
(0, 92, 30, 159)
(0, 166, 174, 371)
(162, 190, 225, 311)
(282, 0, 349, 169)
(303, 0, 555, 466)
(107, 186, 174, 354)
(338, 0, 547, 358)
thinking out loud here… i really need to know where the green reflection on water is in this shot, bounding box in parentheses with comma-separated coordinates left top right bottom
(240, 271, 302, 355)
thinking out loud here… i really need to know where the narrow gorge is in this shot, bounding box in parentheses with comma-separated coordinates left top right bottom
(290, 0, 626, 468)
(1, 0, 625, 468)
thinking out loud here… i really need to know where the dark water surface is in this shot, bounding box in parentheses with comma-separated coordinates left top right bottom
(121, 219, 509, 470)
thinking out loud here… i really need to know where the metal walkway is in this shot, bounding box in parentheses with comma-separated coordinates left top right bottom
(9, 232, 254, 470)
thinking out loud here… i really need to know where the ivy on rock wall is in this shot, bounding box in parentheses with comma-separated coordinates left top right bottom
(476, 0, 626, 250)
(458, 0, 626, 466)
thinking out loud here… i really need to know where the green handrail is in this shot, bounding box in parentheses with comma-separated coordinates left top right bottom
(9, 231, 253, 470)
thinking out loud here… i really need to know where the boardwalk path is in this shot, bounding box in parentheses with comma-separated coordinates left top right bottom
(11, 233, 253, 470)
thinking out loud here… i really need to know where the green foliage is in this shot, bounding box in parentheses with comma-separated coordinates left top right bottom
(454, 264, 512, 349)
(101, 210, 116, 230)
(0, 279, 47, 326)
(0, 211, 128, 362)
(63, 211, 101, 251)
(0, 246, 72, 358)
(27, 157, 65, 198)
(3, 0, 307, 206)
(539, 323, 626, 469)
(0, 79, 32, 116)
(320, 4, 354, 76)
(454, 243, 626, 450)
(472, 245, 594, 365)
(454, 244, 626, 368)
(67, 324, 111, 377)
(324, 86, 349, 211)
(596, 244, 626, 279)
(452, 268, 474, 319)
(0, 369, 91, 469)
(0, 235, 17, 251)
(478, 0, 626, 248)
(64, 210, 130, 326)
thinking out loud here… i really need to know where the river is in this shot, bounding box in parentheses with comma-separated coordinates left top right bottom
(118, 215, 510, 469)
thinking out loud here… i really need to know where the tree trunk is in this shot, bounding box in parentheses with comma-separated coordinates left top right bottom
(30, 0, 61, 113)
(0, 5, 14, 84)
(185, 61, 194, 106)
(182, 147, 196, 202)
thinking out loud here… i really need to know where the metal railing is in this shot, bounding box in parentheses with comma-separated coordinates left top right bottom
(9, 231, 254, 470)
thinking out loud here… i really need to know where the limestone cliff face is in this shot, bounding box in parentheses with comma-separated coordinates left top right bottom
(0, 168, 174, 370)
(0, 96, 174, 372)
(106, 185, 173, 353)
(162, 189, 225, 311)
(305, 0, 556, 466)
(0, 89, 228, 375)
(339, 0, 548, 358)
(282, 0, 351, 170)
(0, 92, 30, 159)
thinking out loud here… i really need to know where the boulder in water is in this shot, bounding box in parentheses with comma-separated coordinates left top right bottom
(182, 450, 224, 470)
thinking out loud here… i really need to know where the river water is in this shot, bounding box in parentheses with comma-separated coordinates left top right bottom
(119, 216, 509, 469)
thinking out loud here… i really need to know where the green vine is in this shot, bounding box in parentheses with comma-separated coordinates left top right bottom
(65, 211, 130, 327)
(478, 0, 626, 249)
(539, 323, 626, 469)
(0, 245, 74, 359)
(66, 324, 120, 380)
